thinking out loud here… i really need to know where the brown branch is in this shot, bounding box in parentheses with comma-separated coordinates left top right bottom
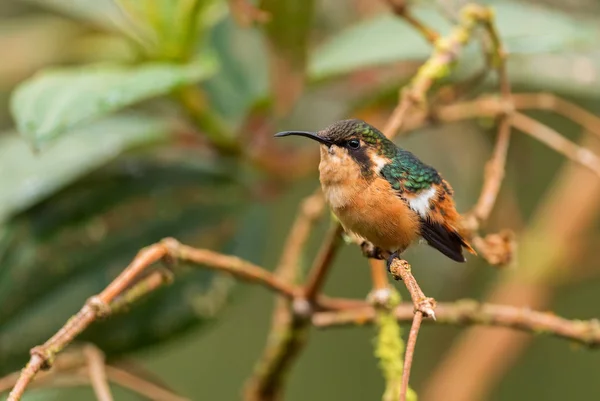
(1, 350, 87, 394)
(245, 218, 344, 401)
(401, 312, 423, 401)
(303, 224, 344, 302)
(164, 239, 302, 297)
(364, 7, 511, 397)
(312, 301, 600, 346)
(417, 97, 600, 180)
(511, 112, 600, 177)
(389, 259, 436, 319)
(7, 239, 310, 401)
(511, 93, 600, 139)
(275, 191, 326, 280)
(104, 366, 190, 401)
(423, 136, 600, 401)
(465, 118, 511, 228)
(109, 270, 172, 314)
(463, 13, 512, 235)
(386, 0, 440, 44)
(244, 192, 326, 401)
(368, 259, 391, 304)
(1, 346, 189, 401)
(383, 4, 495, 138)
(83, 345, 113, 401)
(7, 244, 172, 401)
(387, 259, 435, 401)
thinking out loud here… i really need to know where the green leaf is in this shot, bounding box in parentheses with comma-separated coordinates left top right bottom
(23, 0, 125, 32)
(0, 156, 267, 375)
(203, 17, 268, 124)
(0, 114, 170, 224)
(10, 58, 217, 147)
(116, 0, 227, 60)
(309, 1, 600, 80)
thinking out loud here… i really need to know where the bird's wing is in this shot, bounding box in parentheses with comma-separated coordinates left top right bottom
(380, 153, 474, 262)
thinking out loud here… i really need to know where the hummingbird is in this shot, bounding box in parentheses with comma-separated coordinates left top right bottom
(275, 119, 475, 268)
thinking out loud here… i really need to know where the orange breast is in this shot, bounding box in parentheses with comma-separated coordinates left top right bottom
(329, 177, 420, 253)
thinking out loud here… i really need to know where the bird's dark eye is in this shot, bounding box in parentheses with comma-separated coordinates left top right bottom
(347, 139, 360, 150)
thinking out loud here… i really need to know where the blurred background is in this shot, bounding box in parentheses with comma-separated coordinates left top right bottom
(1, 0, 600, 400)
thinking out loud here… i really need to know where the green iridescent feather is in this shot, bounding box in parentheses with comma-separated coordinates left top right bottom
(356, 121, 441, 192)
(381, 149, 441, 192)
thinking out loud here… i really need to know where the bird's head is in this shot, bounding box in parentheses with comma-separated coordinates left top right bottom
(274, 119, 396, 176)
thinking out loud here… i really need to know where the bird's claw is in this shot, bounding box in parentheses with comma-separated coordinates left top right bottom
(360, 241, 386, 260)
(386, 251, 400, 273)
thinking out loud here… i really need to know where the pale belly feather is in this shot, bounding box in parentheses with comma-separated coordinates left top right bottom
(328, 182, 419, 252)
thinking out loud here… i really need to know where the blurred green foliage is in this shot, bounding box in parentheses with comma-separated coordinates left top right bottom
(1, 0, 600, 400)
(11, 59, 216, 147)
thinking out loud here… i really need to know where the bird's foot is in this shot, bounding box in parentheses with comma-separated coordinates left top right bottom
(360, 241, 386, 260)
(386, 251, 400, 273)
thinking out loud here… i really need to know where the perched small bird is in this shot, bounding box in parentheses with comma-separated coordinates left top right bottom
(275, 119, 475, 268)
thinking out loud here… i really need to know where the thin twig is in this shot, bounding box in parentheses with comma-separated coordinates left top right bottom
(383, 4, 495, 138)
(6, 242, 173, 401)
(423, 135, 600, 401)
(83, 345, 113, 401)
(164, 239, 301, 297)
(304, 224, 344, 302)
(105, 366, 190, 401)
(109, 270, 172, 314)
(387, 259, 435, 401)
(275, 192, 326, 280)
(389, 259, 436, 319)
(395, 95, 600, 183)
(0, 350, 87, 393)
(312, 301, 600, 346)
(401, 312, 423, 401)
(463, 10, 512, 234)
(245, 219, 344, 401)
(511, 112, 600, 177)
(386, 0, 440, 44)
(511, 93, 600, 139)
(369, 259, 391, 304)
(7, 239, 306, 401)
(1, 346, 189, 401)
(244, 192, 325, 401)
(466, 118, 511, 230)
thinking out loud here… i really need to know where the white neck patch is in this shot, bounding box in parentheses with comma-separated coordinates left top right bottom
(371, 154, 388, 173)
(408, 186, 437, 218)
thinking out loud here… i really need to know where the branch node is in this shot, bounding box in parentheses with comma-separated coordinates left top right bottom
(160, 237, 181, 255)
(86, 296, 111, 319)
(389, 259, 411, 281)
(473, 230, 516, 267)
(292, 297, 313, 319)
(416, 298, 437, 320)
(30, 347, 52, 371)
(367, 287, 393, 308)
(389, 259, 437, 320)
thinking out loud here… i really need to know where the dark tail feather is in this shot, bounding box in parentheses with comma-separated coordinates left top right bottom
(420, 219, 468, 262)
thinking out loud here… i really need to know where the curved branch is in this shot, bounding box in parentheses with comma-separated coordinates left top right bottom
(6, 239, 302, 401)
(312, 301, 600, 347)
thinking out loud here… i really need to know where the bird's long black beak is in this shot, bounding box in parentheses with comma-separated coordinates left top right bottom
(274, 131, 332, 145)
